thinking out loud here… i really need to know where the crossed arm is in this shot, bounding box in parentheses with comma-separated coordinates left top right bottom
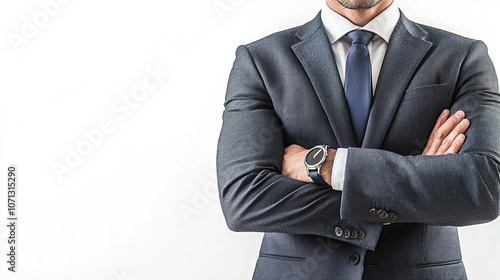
(218, 41, 500, 249)
(282, 109, 470, 185)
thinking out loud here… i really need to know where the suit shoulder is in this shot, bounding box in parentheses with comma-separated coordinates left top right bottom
(241, 13, 322, 52)
(416, 23, 479, 46)
(243, 25, 302, 51)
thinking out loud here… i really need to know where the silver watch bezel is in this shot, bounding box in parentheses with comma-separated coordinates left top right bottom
(304, 145, 329, 170)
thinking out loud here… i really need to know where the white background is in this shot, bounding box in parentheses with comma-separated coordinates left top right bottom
(0, 0, 499, 279)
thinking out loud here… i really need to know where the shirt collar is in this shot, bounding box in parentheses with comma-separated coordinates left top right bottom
(321, 0, 400, 44)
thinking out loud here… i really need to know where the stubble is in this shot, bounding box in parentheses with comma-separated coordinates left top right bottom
(336, 0, 383, 10)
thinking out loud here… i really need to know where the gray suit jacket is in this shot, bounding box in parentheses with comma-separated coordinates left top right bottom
(217, 11, 500, 280)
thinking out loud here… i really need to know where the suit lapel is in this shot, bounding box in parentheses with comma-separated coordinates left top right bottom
(292, 14, 357, 148)
(363, 13, 433, 148)
(291, 12, 433, 149)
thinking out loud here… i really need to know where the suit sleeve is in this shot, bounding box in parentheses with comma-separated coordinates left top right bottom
(217, 45, 382, 250)
(340, 40, 500, 226)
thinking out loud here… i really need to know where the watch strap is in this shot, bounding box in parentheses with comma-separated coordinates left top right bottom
(309, 169, 328, 186)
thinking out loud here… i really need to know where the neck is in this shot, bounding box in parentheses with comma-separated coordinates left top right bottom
(326, 0, 393, 26)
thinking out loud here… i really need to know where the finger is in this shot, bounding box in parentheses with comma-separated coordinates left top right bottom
(436, 118, 469, 154)
(444, 133, 466, 154)
(423, 109, 449, 155)
(424, 110, 465, 155)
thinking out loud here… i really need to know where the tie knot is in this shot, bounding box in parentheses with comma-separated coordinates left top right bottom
(346, 30, 375, 46)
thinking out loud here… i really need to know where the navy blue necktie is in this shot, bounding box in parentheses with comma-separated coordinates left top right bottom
(344, 30, 375, 146)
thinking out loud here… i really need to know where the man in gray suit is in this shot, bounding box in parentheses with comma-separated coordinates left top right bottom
(217, 0, 500, 279)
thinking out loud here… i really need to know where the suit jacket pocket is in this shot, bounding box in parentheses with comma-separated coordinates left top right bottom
(401, 83, 452, 102)
(382, 83, 453, 155)
(258, 233, 302, 260)
(415, 259, 463, 269)
(258, 253, 305, 262)
(414, 259, 466, 280)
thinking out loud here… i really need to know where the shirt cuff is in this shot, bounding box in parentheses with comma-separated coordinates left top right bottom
(331, 148, 348, 191)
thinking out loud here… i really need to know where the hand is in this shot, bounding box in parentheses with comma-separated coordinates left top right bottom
(423, 109, 470, 155)
(282, 144, 335, 185)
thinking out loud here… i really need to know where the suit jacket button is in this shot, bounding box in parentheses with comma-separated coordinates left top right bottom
(342, 228, 351, 239)
(347, 253, 360, 265)
(357, 229, 365, 239)
(349, 228, 358, 239)
(388, 212, 397, 220)
(335, 227, 343, 237)
(370, 208, 378, 217)
(377, 209, 388, 219)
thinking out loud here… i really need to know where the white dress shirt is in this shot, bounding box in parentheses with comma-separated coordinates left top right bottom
(320, 0, 400, 191)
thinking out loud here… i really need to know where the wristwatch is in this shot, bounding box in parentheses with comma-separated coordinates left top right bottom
(304, 145, 329, 186)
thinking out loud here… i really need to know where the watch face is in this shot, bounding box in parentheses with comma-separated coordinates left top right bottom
(305, 147, 326, 166)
